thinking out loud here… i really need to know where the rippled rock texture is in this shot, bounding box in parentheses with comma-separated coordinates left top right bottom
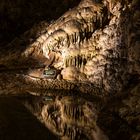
(0, 0, 140, 140)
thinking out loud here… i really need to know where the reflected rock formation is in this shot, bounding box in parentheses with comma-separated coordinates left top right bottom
(21, 93, 108, 140)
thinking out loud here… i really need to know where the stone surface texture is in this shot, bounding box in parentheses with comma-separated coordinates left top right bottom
(0, 0, 139, 140)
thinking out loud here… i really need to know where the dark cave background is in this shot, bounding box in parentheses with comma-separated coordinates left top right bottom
(0, 0, 81, 46)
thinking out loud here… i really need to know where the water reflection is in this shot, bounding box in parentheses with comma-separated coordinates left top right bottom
(0, 96, 58, 140)
(17, 89, 108, 140)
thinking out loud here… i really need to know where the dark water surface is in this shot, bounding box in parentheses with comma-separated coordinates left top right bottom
(0, 96, 59, 140)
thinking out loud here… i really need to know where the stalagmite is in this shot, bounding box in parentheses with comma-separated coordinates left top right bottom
(69, 106, 71, 118)
(81, 62, 84, 72)
(67, 58, 70, 67)
(72, 57, 75, 66)
(69, 57, 72, 66)
(74, 32, 76, 43)
(91, 23, 94, 32)
(75, 32, 77, 43)
(70, 35, 72, 44)
(71, 34, 73, 43)
(69, 106, 71, 117)
(77, 56, 80, 68)
(66, 58, 69, 67)
(100, 14, 103, 27)
(65, 58, 68, 67)
(77, 34, 80, 44)
(76, 56, 79, 68)
(89, 23, 91, 33)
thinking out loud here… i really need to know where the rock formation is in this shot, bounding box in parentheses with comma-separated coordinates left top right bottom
(0, 0, 139, 140)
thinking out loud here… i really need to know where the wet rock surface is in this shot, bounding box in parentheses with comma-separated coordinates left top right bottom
(0, 0, 140, 140)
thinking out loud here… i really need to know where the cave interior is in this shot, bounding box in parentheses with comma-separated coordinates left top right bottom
(0, 0, 139, 140)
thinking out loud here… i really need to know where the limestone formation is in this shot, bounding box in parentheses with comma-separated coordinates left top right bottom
(0, 0, 139, 140)
(0, 0, 139, 93)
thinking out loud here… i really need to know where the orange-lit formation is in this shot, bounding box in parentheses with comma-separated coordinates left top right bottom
(0, 0, 139, 140)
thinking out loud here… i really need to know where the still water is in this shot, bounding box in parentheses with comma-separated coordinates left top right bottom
(0, 89, 108, 140)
